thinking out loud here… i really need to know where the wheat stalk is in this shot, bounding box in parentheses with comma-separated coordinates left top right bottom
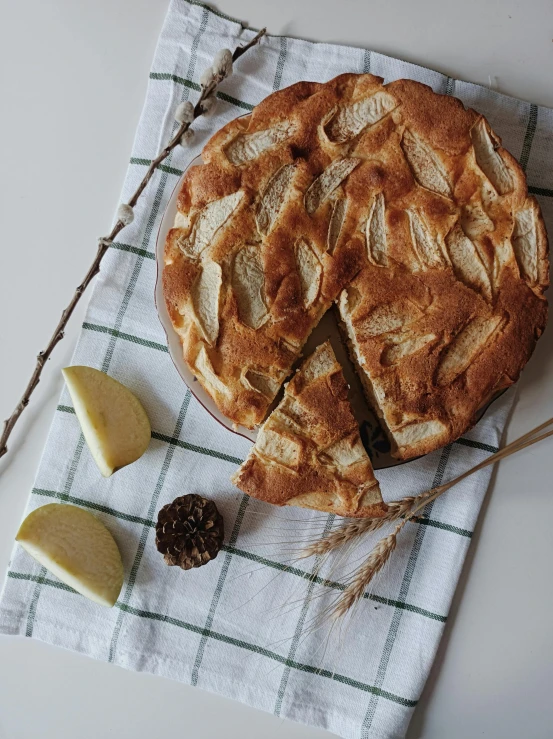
(0, 28, 266, 461)
(325, 416, 553, 619)
(330, 490, 445, 619)
(304, 415, 553, 561)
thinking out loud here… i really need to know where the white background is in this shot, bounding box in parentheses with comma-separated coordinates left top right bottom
(0, 0, 552, 737)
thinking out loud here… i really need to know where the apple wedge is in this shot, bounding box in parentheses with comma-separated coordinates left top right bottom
(16, 503, 124, 607)
(62, 366, 151, 477)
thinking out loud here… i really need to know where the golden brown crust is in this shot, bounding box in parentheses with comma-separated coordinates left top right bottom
(163, 73, 548, 458)
(231, 342, 386, 518)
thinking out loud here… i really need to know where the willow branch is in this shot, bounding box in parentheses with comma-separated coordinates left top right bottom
(0, 28, 266, 461)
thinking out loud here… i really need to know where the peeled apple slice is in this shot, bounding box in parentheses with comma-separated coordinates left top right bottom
(16, 503, 124, 607)
(62, 366, 151, 477)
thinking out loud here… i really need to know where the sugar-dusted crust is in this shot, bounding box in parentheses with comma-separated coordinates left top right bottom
(231, 342, 386, 518)
(163, 73, 548, 457)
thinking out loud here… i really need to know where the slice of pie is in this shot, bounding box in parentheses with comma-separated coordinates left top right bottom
(231, 341, 386, 518)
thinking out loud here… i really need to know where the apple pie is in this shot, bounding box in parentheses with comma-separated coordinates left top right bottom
(163, 73, 548, 460)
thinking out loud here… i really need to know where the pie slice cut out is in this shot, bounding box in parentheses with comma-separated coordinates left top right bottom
(231, 341, 386, 518)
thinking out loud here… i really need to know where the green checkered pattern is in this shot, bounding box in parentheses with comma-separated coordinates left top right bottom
(1, 1, 551, 737)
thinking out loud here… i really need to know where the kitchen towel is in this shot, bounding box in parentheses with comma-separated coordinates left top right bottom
(1, 1, 551, 737)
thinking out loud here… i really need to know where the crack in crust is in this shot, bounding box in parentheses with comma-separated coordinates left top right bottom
(163, 72, 548, 464)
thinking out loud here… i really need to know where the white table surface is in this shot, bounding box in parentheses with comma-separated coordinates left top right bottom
(0, 1, 552, 737)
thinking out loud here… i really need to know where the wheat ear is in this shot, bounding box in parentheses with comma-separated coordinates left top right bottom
(330, 416, 553, 619)
(331, 532, 398, 619)
(299, 495, 425, 558)
(330, 487, 446, 620)
(303, 416, 553, 564)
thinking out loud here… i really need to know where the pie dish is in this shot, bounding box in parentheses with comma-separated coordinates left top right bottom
(231, 341, 386, 517)
(162, 73, 548, 461)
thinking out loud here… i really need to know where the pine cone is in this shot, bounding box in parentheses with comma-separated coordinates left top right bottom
(155, 494, 224, 570)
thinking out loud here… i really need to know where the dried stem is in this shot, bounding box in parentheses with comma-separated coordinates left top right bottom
(329, 415, 553, 619)
(0, 28, 266, 461)
(127, 27, 266, 209)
